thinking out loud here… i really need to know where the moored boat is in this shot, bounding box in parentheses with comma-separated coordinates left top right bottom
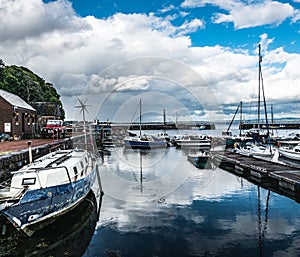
(175, 135, 211, 150)
(124, 98, 167, 149)
(234, 142, 275, 159)
(124, 134, 167, 149)
(187, 151, 212, 169)
(278, 143, 300, 161)
(0, 147, 100, 236)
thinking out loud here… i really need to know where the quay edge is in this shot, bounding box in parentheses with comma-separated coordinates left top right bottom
(0, 138, 73, 181)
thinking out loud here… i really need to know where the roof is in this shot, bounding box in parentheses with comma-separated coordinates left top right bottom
(0, 89, 35, 112)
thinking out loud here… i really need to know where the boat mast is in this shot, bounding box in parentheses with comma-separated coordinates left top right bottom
(139, 98, 142, 138)
(227, 103, 240, 133)
(258, 44, 262, 129)
(259, 45, 270, 141)
(240, 101, 243, 136)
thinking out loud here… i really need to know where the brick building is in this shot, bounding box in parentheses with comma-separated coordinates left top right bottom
(0, 89, 36, 139)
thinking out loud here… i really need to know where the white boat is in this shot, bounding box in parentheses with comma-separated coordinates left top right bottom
(234, 142, 275, 159)
(278, 144, 300, 161)
(0, 148, 99, 236)
(175, 135, 211, 149)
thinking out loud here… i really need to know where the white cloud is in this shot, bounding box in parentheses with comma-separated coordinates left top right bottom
(221, 1, 294, 29)
(182, 0, 295, 29)
(0, 0, 300, 120)
(0, 0, 88, 42)
(177, 18, 205, 36)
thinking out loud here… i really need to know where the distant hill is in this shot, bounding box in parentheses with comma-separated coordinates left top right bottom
(0, 59, 65, 119)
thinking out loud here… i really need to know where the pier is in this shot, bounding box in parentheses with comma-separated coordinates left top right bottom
(240, 122, 300, 130)
(110, 121, 215, 130)
(210, 150, 300, 202)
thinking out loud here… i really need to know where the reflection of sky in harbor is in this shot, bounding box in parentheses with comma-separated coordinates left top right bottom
(84, 147, 300, 257)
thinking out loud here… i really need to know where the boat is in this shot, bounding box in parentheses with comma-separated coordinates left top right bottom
(234, 44, 274, 159)
(278, 143, 300, 161)
(0, 99, 102, 236)
(234, 141, 275, 159)
(124, 134, 167, 149)
(0, 147, 99, 236)
(124, 99, 167, 149)
(175, 134, 211, 150)
(187, 151, 212, 169)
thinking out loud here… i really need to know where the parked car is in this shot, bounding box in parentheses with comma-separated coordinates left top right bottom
(41, 119, 66, 139)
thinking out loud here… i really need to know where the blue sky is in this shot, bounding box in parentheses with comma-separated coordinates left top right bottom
(1, 0, 300, 122)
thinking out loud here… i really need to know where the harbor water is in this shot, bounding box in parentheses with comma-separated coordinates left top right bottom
(2, 126, 300, 257)
(82, 134, 300, 257)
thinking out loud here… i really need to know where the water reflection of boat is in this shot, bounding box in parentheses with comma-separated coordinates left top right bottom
(0, 190, 101, 257)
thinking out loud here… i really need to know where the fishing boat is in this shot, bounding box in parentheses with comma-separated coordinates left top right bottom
(175, 134, 211, 150)
(124, 99, 167, 149)
(0, 99, 102, 236)
(0, 147, 99, 236)
(278, 143, 300, 161)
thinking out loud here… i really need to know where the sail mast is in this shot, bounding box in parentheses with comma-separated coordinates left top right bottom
(139, 98, 142, 138)
(258, 44, 262, 129)
(240, 101, 243, 136)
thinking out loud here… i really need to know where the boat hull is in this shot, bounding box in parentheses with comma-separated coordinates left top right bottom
(278, 148, 300, 161)
(188, 154, 212, 169)
(176, 140, 211, 150)
(124, 139, 167, 149)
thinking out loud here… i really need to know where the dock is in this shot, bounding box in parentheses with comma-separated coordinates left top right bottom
(210, 150, 300, 202)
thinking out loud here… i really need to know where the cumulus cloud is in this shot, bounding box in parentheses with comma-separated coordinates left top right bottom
(182, 0, 295, 29)
(0, 0, 300, 121)
(0, 0, 88, 42)
(215, 1, 294, 29)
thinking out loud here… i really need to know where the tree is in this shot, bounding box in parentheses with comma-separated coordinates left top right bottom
(0, 64, 65, 119)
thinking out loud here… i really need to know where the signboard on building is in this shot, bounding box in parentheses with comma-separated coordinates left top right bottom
(4, 122, 11, 133)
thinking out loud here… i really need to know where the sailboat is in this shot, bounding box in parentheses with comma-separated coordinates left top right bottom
(234, 44, 275, 159)
(222, 101, 253, 148)
(124, 99, 167, 149)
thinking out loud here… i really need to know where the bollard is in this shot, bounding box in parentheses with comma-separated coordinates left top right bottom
(28, 141, 32, 164)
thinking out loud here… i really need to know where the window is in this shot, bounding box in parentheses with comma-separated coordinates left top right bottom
(73, 166, 78, 176)
(22, 177, 36, 186)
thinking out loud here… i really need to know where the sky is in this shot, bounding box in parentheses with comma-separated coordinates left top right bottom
(1, 0, 300, 123)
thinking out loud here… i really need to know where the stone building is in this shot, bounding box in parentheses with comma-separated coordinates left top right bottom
(0, 89, 36, 139)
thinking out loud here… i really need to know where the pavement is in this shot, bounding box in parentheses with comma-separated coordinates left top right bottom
(0, 139, 62, 154)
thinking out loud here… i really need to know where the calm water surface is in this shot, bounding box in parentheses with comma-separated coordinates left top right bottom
(82, 144, 300, 257)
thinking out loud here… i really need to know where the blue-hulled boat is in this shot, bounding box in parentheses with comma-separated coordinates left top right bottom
(0, 148, 99, 236)
(124, 134, 167, 149)
(124, 98, 167, 149)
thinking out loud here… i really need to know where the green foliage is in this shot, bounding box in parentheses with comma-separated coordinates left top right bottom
(0, 63, 65, 119)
